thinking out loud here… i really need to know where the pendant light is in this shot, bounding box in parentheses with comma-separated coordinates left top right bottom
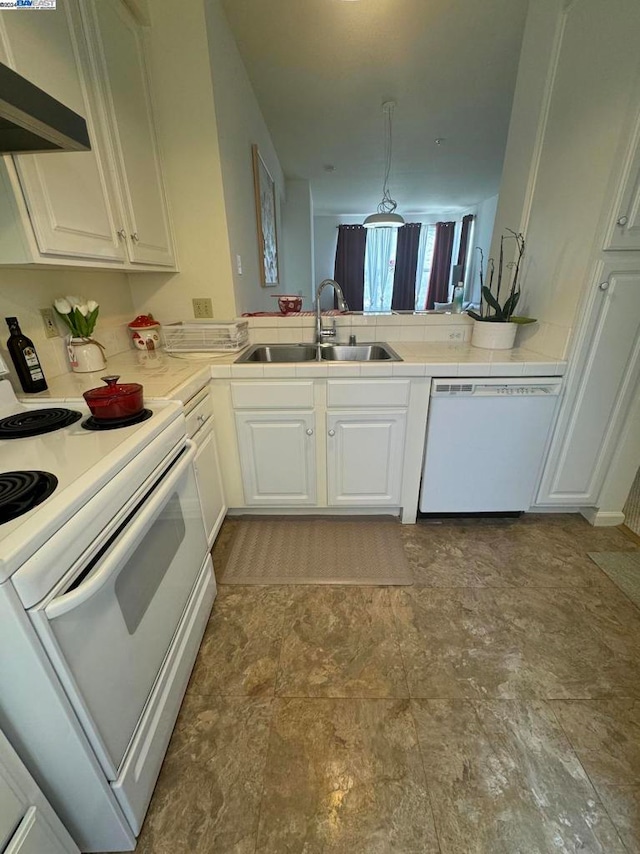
(363, 101, 405, 229)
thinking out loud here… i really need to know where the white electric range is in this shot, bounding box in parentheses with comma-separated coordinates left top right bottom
(0, 357, 216, 852)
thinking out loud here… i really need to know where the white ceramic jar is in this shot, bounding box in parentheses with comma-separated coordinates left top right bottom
(471, 320, 518, 350)
(67, 337, 106, 372)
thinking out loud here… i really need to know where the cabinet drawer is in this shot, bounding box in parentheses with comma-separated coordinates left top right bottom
(231, 381, 314, 409)
(185, 391, 213, 439)
(327, 380, 410, 408)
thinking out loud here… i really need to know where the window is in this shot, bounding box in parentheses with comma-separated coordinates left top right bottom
(363, 228, 398, 312)
(414, 226, 437, 311)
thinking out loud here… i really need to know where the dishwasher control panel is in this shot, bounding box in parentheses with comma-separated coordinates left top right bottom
(431, 378, 562, 397)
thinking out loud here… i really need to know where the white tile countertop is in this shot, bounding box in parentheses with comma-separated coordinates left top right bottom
(23, 342, 566, 403)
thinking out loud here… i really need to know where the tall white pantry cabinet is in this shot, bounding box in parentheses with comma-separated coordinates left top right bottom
(0, 0, 175, 270)
(530, 0, 640, 518)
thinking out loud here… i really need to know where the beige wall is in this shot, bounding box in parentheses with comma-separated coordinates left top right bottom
(128, 0, 237, 323)
(204, 0, 286, 316)
(0, 269, 134, 382)
(282, 179, 315, 309)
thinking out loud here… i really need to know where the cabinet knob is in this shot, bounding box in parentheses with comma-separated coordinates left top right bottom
(599, 281, 610, 291)
(617, 215, 628, 226)
(131, 232, 139, 242)
(306, 428, 314, 436)
(117, 228, 126, 240)
(197, 414, 205, 424)
(328, 429, 335, 437)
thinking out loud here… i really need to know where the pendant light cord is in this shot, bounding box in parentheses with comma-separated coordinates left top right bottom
(378, 101, 398, 214)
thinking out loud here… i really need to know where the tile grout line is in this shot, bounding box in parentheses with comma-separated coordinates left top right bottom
(252, 598, 291, 854)
(406, 699, 443, 854)
(546, 701, 631, 854)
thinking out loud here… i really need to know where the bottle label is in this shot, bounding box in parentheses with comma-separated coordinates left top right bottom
(23, 347, 44, 381)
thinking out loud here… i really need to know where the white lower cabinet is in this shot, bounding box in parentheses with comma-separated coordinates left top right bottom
(194, 427, 227, 545)
(537, 260, 640, 505)
(327, 411, 407, 506)
(0, 732, 79, 854)
(236, 411, 317, 505)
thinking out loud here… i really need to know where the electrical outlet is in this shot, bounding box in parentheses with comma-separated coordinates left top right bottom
(192, 298, 213, 319)
(40, 308, 59, 339)
(449, 331, 463, 340)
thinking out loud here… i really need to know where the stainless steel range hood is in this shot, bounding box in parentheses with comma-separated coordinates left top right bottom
(0, 62, 90, 153)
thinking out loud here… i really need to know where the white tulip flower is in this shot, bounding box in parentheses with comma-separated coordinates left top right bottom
(77, 304, 89, 317)
(87, 300, 99, 312)
(54, 297, 72, 315)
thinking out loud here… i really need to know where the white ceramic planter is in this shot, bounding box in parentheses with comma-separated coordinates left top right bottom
(67, 337, 106, 373)
(471, 320, 517, 350)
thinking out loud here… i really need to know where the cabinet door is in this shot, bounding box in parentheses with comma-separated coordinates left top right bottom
(6, 806, 77, 854)
(82, 0, 174, 267)
(235, 411, 316, 505)
(0, 2, 125, 261)
(538, 265, 640, 504)
(604, 122, 640, 250)
(194, 426, 227, 546)
(327, 411, 407, 506)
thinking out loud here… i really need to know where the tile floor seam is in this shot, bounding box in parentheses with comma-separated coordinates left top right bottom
(407, 699, 444, 854)
(387, 587, 412, 699)
(546, 700, 632, 854)
(252, 698, 278, 854)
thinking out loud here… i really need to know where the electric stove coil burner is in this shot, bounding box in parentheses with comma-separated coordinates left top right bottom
(81, 408, 153, 431)
(0, 470, 58, 525)
(0, 408, 82, 439)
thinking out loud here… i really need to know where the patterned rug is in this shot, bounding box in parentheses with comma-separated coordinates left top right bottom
(219, 518, 413, 585)
(589, 550, 640, 609)
(623, 467, 640, 537)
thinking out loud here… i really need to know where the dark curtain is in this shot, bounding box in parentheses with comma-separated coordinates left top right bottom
(391, 223, 422, 311)
(425, 221, 456, 309)
(334, 225, 366, 311)
(456, 214, 474, 282)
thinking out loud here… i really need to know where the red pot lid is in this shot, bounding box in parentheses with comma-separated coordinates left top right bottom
(128, 314, 159, 329)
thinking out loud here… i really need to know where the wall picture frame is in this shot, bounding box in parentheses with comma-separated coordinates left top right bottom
(252, 144, 280, 287)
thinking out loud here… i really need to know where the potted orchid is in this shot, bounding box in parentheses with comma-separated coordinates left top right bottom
(54, 296, 106, 373)
(468, 230, 535, 349)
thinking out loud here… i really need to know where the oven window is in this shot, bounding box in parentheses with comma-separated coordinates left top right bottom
(115, 493, 186, 634)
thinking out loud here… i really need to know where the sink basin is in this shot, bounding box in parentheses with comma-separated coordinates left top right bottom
(236, 343, 401, 363)
(238, 345, 318, 362)
(320, 344, 400, 361)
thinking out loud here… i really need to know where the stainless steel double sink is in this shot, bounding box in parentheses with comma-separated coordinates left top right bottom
(236, 343, 402, 363)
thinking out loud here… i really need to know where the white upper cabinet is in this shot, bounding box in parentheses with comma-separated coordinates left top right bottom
(604, 118, 640, 251)
(0, 0, 175, 270)
(80, 0, 175, 267)
(0, 4, 125, 262)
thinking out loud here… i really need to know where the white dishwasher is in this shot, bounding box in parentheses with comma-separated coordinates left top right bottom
(419, 377, 562, 513)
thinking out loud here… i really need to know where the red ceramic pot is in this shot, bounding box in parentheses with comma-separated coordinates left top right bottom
(272, 295, 302, 314)
(83, 375, 144, 421)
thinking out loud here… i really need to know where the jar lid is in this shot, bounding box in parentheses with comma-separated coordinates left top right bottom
(128, 314, 159, 329)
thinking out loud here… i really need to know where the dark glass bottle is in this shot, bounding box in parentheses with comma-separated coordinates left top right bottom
(5, 317, 48, 393)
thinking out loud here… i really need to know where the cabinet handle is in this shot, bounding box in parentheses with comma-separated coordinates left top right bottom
(131, 232, 139, 242)
(197, 414, 206, 424)
(617, 215, 628, 226)
(306, 428, 314, 436)
(117, 228, 126, 240)
(599, 281, 610, 291)
(328, 429, 335, 437)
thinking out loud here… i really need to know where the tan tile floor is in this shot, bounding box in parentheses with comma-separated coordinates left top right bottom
(128, 515, 640, 854)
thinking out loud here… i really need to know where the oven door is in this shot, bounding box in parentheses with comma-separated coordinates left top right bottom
(29, 440, 208, 779)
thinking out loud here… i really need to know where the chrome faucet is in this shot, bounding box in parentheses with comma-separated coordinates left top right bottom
(315, 279, 349, 345)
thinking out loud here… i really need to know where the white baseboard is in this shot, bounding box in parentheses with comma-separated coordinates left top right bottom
(580, 507, 625, 527)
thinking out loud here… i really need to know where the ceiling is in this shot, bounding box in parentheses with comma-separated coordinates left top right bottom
(221, 0, 530, 216)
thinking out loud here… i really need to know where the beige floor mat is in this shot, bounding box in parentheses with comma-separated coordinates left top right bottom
(218, 517, 413, 585)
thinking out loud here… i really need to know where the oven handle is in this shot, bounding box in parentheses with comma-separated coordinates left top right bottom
(44, 440, 197, 620)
